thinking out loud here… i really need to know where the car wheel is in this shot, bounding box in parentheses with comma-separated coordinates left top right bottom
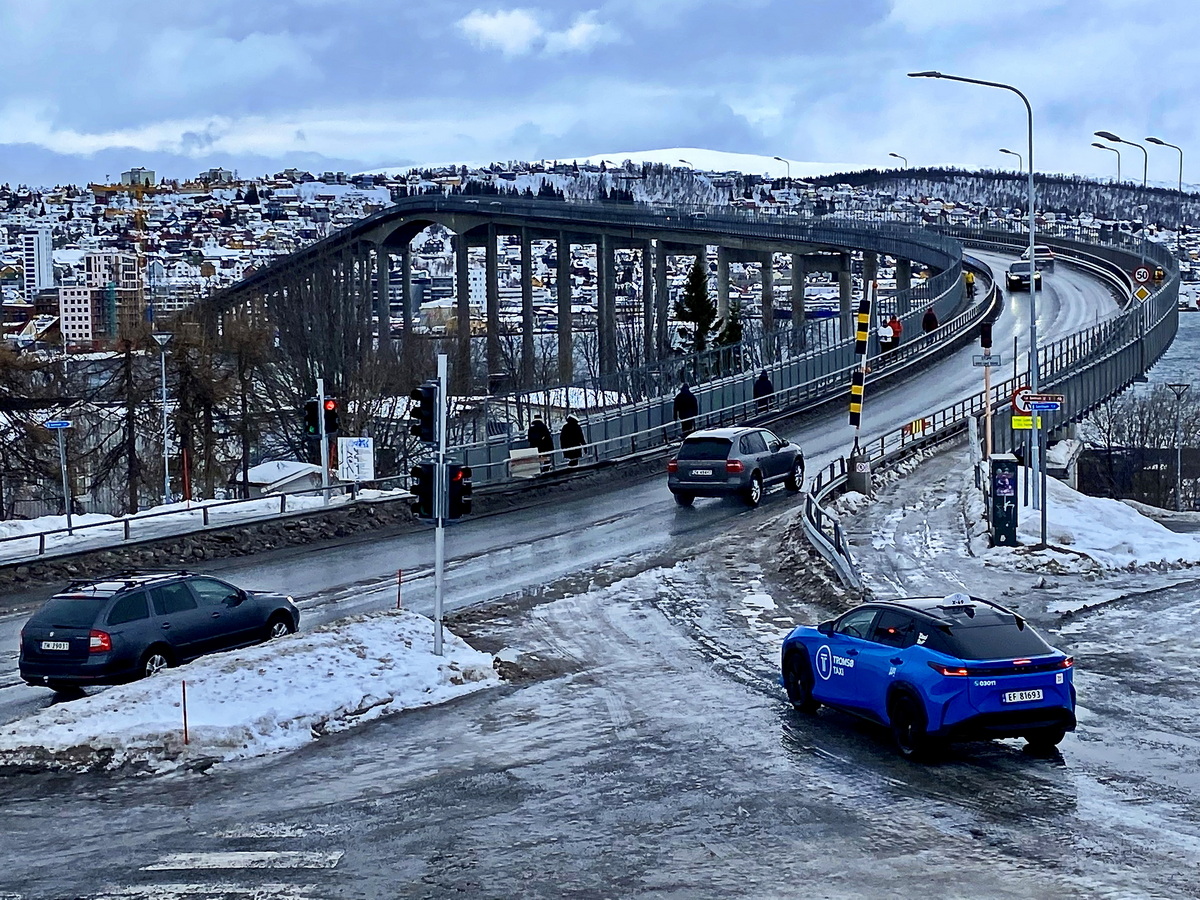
(890, 695, 932, 761)
(1024, 727, 1066, 753)
(743, 473, 763, 507)
(673, 491, 694, 507)
(784, 458, 805, 492)
(266, 613, 296, 640)
(141, 646, 173, 679)
(783, 651, 819, 714)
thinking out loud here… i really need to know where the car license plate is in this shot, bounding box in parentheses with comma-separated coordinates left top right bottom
(692, 468, 713, 476)
(1002, 689, 1043, 703)
(41, 641, 69, 651)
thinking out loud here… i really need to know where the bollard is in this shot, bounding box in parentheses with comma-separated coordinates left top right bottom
(181, 680, 189, 745)
(396, 569, 403, 610)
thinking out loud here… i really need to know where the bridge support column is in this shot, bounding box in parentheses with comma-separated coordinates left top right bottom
(400, 245, 413, 343)
(862, 251, 878, 290)
(791, 252, 807, 351)
(375, 243, 391, 354)
(520, 227, 534, 388)
(895, 258, 912, 294)
(598, 234, 617, 378)
(761, 251, 775, 345)
(838, 253, 853, 339)
(455, 234, 471, 391)
(485, 224, 501, 378)
(655, 241, 669, 358)
(557, 233, 573, 383)
(642, 239, 654, 365)
(717, 246, 731, 321)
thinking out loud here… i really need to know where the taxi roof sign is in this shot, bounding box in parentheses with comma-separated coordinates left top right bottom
(941, 592, 975, 608)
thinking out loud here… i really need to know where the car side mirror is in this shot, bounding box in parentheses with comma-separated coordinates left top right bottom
(817, 620, 834, 635)
(228, 590, 246, 607)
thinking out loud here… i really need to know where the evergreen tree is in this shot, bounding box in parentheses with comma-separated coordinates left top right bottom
(244, 183, 260, 205)
(675, 257, 716, 354)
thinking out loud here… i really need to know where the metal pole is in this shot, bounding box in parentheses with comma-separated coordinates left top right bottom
(58, 429, 72, 534)
(317, 376, 330, 505)
(160, 349, 170, 506)
(983, 343, 994, 459)
(1168, 383, 1190, 511)
(433, 353, 448, 656)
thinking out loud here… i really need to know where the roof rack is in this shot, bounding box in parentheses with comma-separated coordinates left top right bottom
(60, 570, 193, 593)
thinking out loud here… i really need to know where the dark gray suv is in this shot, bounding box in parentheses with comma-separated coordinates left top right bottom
(668, 426, 805, 507)
(19, 571, 300, 693)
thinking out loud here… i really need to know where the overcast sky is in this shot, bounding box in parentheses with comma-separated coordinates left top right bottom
(1, 0, 1196, 186)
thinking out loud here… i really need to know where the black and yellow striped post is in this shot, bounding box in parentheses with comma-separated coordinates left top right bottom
(847, 281, 875, 495)
(848, 368, 866, 428)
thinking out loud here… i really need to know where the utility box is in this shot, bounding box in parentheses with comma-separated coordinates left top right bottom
(847, 448, 872, 496)
(990, 454, 1020, 546)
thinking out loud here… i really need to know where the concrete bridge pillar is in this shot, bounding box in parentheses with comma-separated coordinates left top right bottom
(598, 234, 617, 377)
(717, 246, 731, 321)
(520, 228, 534, 387)
(895, 257, 912, 294)
(455, 234, 471, 390)
(761, 251, 775, 338)
(400, 245, 413, 341)
(790, 252, 807, 350)
(485, 224, 500, 377)
(838, 253, 854, 338)
(655, 241, 670, 357)
(375, 243, 391, 354)
(557, 233, 573, 383)
(642, 239, 654, 365)
(862, 250, 878, 288)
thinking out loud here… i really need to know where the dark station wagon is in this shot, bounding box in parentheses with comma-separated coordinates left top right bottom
(19, 571, 300, 693)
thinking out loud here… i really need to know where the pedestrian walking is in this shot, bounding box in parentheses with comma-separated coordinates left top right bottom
(559, 414, 585, 467)
(888, 314, 903, 349)
(877, 317, 895, 354)
(922, 306, 939, 333)
(753, 370, 774, 414)
(673, 382, 699, 436)
(528, 416, 555, 471)
(965, 270, 976, 298)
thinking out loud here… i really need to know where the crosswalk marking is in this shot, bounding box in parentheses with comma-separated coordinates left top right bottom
(143, 850, 344, 871)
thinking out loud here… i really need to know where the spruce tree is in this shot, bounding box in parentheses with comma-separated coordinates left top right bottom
(675, 257, 716, 354)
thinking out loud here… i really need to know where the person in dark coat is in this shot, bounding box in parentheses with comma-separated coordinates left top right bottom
(559, 414, 585, 466)
(528, 416, 554, 470)
(753, 370, 774, 414)
(921, 307, 939, 333)
(673, 383, 699, 436)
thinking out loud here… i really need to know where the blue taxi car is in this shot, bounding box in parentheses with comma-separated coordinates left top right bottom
(780, 593, 1076, 759)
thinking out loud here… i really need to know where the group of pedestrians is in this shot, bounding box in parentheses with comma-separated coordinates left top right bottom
(527, 413, 586, 470)
(877, 314, 904, 353)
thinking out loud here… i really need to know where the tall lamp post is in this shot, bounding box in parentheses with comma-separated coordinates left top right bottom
(908, 70, 1044, 526)
(678, 158, 694, 170)
(151, 332, 172, 506)
(998, 147, 1022, 170)
(1168, 383, 1191, 511)
(1091, 142, 1122, 182)
(1147, 136, 1184, 254)
(887, 152, 907, 167)
(1095, 131, 1147, 188)
(772, 156, 791, 183)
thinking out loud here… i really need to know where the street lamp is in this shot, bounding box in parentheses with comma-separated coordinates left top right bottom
(1095, 131, 1147, 188)
(1091, 142, 1122, 182)
(151, 332, 172, 506)
(678, 159, 694, 170)
(1167, 383, 1191, 511)
(887, 152, 907, 168)
(1146, 136, 1184, 193)
(773, 156, 791, 183)
(908, 70, 1044, 526)
(998, 148, 1022, 170)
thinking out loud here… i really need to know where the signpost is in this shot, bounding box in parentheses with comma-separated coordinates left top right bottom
(972, 354, 1003, 367)
(44, 420, 73, 534)
(337, 437, 375, 483)
(1132, 265, 1153, 285)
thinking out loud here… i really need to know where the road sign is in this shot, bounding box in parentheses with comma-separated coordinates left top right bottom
(973, 354, 1003, 367)
(1012, 415, 1043, 430)
(1031, 402, 1061, 411)
(1011, 386, 1032, 415)
(1027, 393, 1064, 403)
(1133, 265, 1153, 285)
(44, 420, 71, 429)
(1133, 285, 1151, 302)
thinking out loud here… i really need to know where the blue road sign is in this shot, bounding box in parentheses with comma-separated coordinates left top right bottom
(44, 420, 71, 429)
(1031, 402, 1061, 411)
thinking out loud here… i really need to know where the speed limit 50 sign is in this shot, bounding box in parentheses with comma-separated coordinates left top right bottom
(1133, 265, 1153, 285)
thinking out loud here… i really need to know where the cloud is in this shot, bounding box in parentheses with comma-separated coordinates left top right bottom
(457, 7, 617, 57)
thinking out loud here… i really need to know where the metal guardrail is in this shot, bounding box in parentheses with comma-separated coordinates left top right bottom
(801, 235, 1179, 590)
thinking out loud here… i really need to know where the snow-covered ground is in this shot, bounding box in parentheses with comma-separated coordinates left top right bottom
(0, 608, 498, 773)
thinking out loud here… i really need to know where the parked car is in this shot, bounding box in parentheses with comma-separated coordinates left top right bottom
(780, 593, 1076, 759)
(1006, 260, 1043, 291)
(668, 426, 804, 507)
(19, 571, 300, 693)
(1020, 244, 1056, 271)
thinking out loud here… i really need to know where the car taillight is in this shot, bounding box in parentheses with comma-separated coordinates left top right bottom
(1059, 657, 1074, 668)
(667, 460, 678, 473)
(89, 630, 112, 653)
(1013, 658, 1032, 666)
(725, 460, 744, 473)
(928, 662, 970, 676)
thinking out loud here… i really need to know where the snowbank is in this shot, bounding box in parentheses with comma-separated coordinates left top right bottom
(0, 609, 499, 773)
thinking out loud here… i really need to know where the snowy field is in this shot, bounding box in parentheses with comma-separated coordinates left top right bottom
(0, 609, 498, 773)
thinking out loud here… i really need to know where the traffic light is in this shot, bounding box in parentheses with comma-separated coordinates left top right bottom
(323, 398, 340, 434)
(410, 462, 435, 519)
(448, 464, 473, 519)
(980, 321, 993, 350)
(409, 381, 438, 444)
(304, 398, 319, 437)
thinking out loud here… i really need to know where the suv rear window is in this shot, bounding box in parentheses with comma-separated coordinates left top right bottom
(943, 621, 1053, 660)
(30, 597, 106, 628)
(677, 438, 732, 461)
